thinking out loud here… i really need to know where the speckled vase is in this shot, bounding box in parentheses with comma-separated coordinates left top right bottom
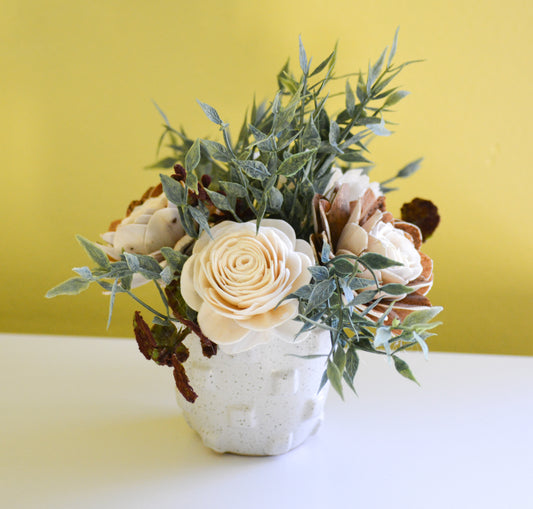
(175, 329, 331, 456)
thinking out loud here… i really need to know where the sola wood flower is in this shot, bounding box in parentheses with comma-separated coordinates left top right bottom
(313, 177, 434, 323)
(180, 220, 314, 353)
(100, 184, 185, 261)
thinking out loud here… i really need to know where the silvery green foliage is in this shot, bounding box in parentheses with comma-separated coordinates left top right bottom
(148, 30, 421, 240)
(286, 246, 442, 398)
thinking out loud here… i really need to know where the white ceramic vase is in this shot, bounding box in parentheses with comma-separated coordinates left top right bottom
(175, 329, 331, 456)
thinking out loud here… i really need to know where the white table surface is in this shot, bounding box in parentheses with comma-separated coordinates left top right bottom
(1, 333, 532, 509)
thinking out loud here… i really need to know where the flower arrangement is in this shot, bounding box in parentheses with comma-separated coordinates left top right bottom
(47, 31, 442, 403)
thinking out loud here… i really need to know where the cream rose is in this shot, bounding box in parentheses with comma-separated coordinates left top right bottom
(101, 192, 185, 261)
(180, 219, 314, 353)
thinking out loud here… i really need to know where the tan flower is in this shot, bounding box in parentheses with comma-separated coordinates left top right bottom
(313, 184, 433, 323)
(100, 184, 185, 261)
(180, 220, 314, 353)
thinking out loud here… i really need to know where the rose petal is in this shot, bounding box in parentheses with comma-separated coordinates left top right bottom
(180, 256, 203, 311)
(258, 219, 297, 247)
(238, 301, 298, 331)
(218, 331, 272, 354)
(295, 239, 315, 264)
(197, 303, 249, 344)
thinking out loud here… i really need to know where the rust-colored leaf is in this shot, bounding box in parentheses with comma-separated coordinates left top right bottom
(172, 355, 198, 403)
(165, 281, 218, 359)
(200, 337, 217, 358)
(133, 311, 157, 360)
(108, 218, 122, 233)
(150, 182, 163, 197)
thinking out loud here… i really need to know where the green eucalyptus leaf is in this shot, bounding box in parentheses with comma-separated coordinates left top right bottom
(329, 257, 354, 276)
(402, 306, 443, 327)
(277, 128, 303, 151)
(333, 346, 347, 374)
(388, 27, 400, 68)
(188, 206, 211, 238)
(184, 138, 201, 173)
(220, 181, 248, 198)
(106, 278, 119, 329)
(302, 117, 321, 149)
(345, 347, 359, 381)
(393, 355, 419, 385)
(396, 157, 423, 179)
(359, 252, 402, 270)
(267, 187, 283, 210)
(345, 80, 356, 116)
(206, 189, 233, 212)
(413, 331, 429, 359)
(197, 100, 224, 126)
(185, 168, 198, 191)
(367, 117, 391, 137)
(327, 360, 344, 399)
(201, 139, 232, 162)
(348, 278, 374, 290)
(274, 86, 302, 133)
(237, 160, 270, 181)
(298, 35, 309, 74)
(76, 235, 111, 269)
(310, 47, 336, 76)
(383, 90, 410, 107)
(380, 283, 415, 296)
(123, 253, 162, 280)
(287, 284, 313, 300)
(277, 150, 315, 177)
(308, 265, 329, 281)
(374, 326, 393, 355)
(46, 277, 91, 298)
(350, 289, 378, 305)
(160, 266, 174, 285)
(368, 47, 388, 93)
(248, 124, 277, 152)
(160, 173, 187, 207)
(356, 78, 366, 103)
(320, 242, 331, 263)
(318, 369, 329, 394)
(72, 266, 92, 280)
(328, 120, 340, 148)
(306, 279, 336, 312)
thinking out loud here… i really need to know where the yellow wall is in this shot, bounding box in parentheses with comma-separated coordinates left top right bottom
(1, 0, 532, 355)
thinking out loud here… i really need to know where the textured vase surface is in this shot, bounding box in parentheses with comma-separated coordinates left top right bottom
(175, 329, 331, 456)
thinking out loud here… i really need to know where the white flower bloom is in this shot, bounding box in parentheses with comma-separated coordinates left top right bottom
(101, 194, 185, 260)
(337, 198, 423, 287)
(180, 220, 314, 353)
(325, 168, 382, 200)
(366, 221, 423, 284)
